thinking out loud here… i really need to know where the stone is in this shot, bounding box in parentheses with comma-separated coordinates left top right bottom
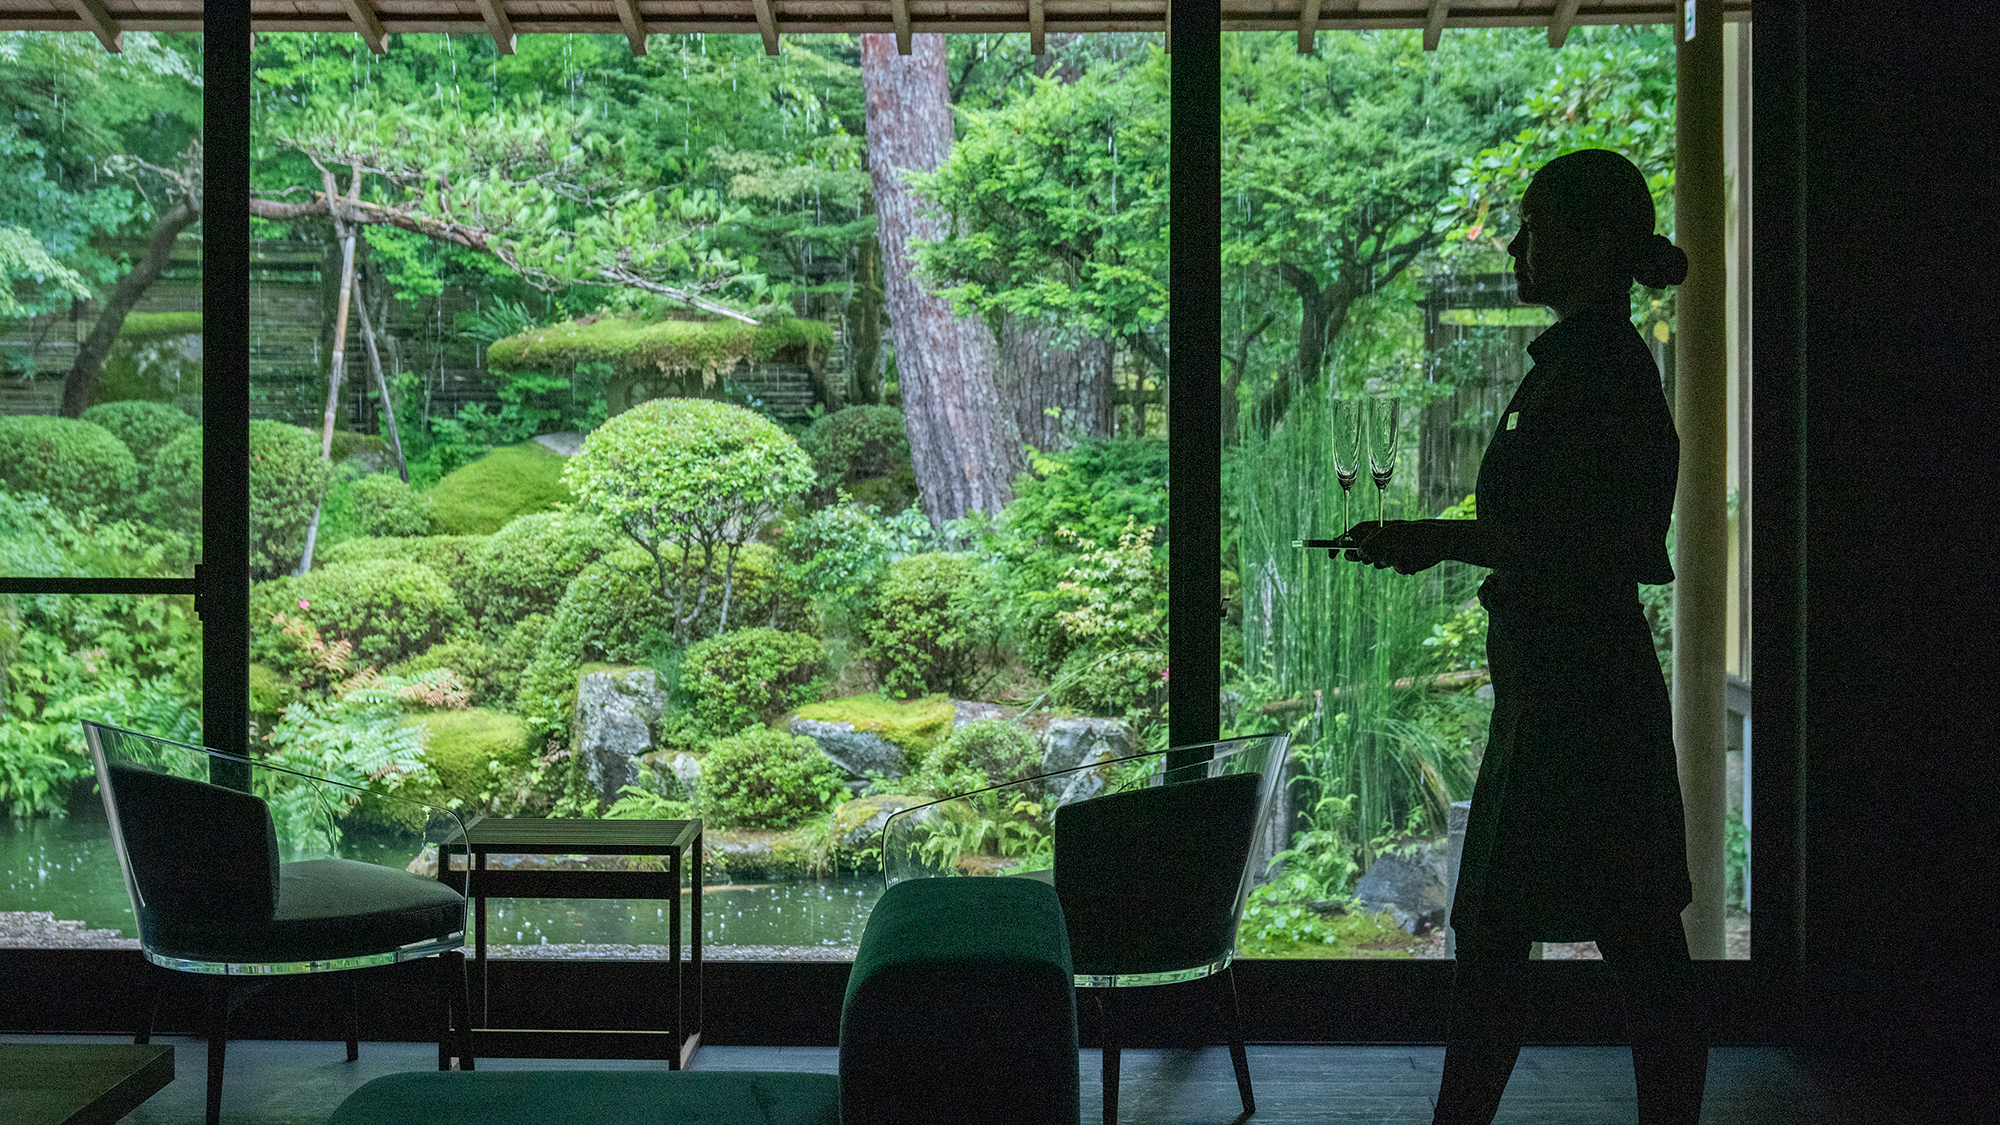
(1355, 839, 1451, 935)
(639, 749, 703, 800)
(1444, 800, 1472, 957)
(1038, 717, 1136, 806)
(830, 794, 926, 851)
(533, 431, 585, 457)
(572, 667, 671, 808)
(790, 718, 907, 779)
(950, 700, 1005, 727)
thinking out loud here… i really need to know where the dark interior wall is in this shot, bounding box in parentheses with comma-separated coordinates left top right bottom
(1783, 0, 2000, 1083)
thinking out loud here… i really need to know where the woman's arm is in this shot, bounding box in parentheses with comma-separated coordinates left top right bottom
(1340, 516, 1655, 576)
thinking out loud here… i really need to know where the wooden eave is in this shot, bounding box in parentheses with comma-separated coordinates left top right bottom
(0, 0, 1750, 53)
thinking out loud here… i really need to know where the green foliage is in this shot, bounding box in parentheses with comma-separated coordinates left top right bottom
(781, 503, 963, 621)
(261, 670, 457, 848)
(397, 707, 541, 814)
(695, 726, 847, 831)
(388, 637, 496, 706)
(487, 315, 832, 380)
(136, 424, 201, 533)
(248, 421, 333, 572)
(427, 441, 574, 535)
(868, 553, 1003, 700)
(907, 719, 1039, 797)
(564, 398, 814, 645)
(79, 401, 194, 466)
(252, 560, 469, 674)
(792, 693, 957, 763)
(0, 415, 138, 515)
(1044, 521, 1168, 717)
(0, 225, 88, 314)
(1235, 876, 1419, 959)
(470, 511, 621, 628)
(798, 405, 910, 493)
(316, 535, 486, 603)
(679, 628, 828, 735)
(351, 473, 435, 537)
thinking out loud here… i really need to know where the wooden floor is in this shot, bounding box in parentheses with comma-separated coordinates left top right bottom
(1, 1034, 1834, 1124)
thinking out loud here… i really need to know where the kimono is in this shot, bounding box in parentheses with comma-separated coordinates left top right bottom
(1446, 304, 1693, 948)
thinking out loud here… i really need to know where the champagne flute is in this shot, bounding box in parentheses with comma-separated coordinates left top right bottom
(1330, 400, 1363, 543)
(1367, 398, 1401, 528)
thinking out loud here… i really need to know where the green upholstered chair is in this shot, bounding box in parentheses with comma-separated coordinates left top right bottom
(84, 720, 473, 1125)
(882, 731, 1290, 1125)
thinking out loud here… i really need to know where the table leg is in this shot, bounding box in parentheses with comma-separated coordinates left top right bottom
(692, 827, 703, 1060)
(669, 845, 682, 1068)
(474, 851, 489, 1028)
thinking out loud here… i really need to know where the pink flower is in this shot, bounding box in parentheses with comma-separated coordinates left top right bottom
(1159, 667, 1170, 682)
(298, 599, 310, 611)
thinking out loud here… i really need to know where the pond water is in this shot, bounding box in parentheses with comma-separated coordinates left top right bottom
(0, 807, 882, 954)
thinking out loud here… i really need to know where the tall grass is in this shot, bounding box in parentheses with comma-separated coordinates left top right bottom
(1233, 376, 1488, 899)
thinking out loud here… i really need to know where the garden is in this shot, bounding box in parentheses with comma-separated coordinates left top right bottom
(0, 25, 1745, 958)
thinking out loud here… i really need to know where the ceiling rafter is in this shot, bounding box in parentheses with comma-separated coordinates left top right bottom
(338, 0, 387, 53)
(751, 0, 780, 54)
(1547, 0, 1583, 46)
(66, 0, 120, 52)
(891, 0, 912, 54)
(1297, 0, 1319, 53)
(1028, 0, 1045, 55)
(613, 0, 649, 55)
(1423, 0, 1449, 50)
(471, 0, 515, 54)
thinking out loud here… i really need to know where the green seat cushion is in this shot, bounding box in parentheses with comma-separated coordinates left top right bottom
(328, 1070, 840, 1125)
(841, 877, 1078, 1125)
(147, 858, 464, 966)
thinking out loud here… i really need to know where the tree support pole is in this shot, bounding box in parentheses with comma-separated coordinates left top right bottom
(1166, 0, 1222, 757)
(1674, 0, 1729, 960)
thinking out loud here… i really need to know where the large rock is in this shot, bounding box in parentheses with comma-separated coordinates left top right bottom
(533, 431, 585, 456)
(1038, 717, 1136, 806)
(950, 700, 1005, 727)
(830, 794, 926, 852)
(1354, 840, 1451, 935)
(572, 667, 671, 807)
(639, 749, 703, 800)
(791, 718, 907, 779)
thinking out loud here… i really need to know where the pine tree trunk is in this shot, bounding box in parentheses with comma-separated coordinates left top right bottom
(845, 233, 885, 405)
(58, 199, 200, 417)
(861, 33, 1023, 521)
(999, 310, 1114, 453)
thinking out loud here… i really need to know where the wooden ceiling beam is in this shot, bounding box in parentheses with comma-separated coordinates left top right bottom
(1547, 0, 1581, 47)
(1422, 0, 1447, 50)
(1028, 0, 1045, 55)
(613, 0, 649, 55)
(67, 0, 121, 52)
(891, 0, 911, 54)
(472, 0, 516, 54)
(1296, 0, 1318, 53)
(751, 0, 780, 54)
(339, 0, 388, 53)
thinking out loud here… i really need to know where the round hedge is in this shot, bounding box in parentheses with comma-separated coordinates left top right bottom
(248, 421, 332, 572)
(137, 424, 202, 535)
(0, 415, 139, 514)
(352, 474, 434, 537)
(680, 627, 827, 735)
(695, 727, 847, 830)
(909, 719, 1040, 796)
(79, 401, 194, 466)
(389, 637, 496, 705)
(252, 558, 469, 672)
(317, 535, 486, 603)
(471, 511, 622, 628)
(799, 405, 910, 489)
(869, 553, 1001, 699)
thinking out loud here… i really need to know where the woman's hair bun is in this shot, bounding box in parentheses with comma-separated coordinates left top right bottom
(1632, 233, 1689, 289)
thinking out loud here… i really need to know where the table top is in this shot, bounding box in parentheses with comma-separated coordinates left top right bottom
(0, 1043, 175, 1125)
(448, 817, 701, 855)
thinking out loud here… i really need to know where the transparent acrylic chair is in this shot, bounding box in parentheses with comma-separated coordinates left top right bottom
(882, 731, 1290, 1125)
(84, 720, 474, 1125)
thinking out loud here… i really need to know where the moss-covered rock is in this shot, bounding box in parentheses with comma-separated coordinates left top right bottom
(792, 694, 955, 763)
(398, 708, 539, 813)
(489, 316, 833, 383)
(428, 442, 574, 535)
(829, 794, 924, 851)
(703, 827, 835, 882)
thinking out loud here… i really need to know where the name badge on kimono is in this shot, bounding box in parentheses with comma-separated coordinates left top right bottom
(1505, 412, 1520, 431)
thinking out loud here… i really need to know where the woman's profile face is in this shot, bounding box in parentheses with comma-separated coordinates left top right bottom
(1508, 182, 1621, 315)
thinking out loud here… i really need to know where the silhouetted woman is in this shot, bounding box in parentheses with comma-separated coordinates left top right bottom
(1345, 148, 1707, 1125)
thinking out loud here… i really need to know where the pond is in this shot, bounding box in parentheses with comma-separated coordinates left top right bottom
(0, 807, 883, 957)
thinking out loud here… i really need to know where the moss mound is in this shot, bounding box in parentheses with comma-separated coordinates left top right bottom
(488, 316, 833, 381)
(793, 693, 956, 759)
(115, 311, 203, 340)
(427, 442, 573, 534)
(399, 708, 537, 811)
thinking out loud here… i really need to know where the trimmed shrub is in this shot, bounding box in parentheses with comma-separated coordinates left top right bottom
(908, 719, 1039, 796)
(398, 708, 539, 813)
(0, 415, 138, 514)
(428, 442, 572, 535)
(490, 613, 550, 701)
(389, 638, 496, 705)
(1055, 648, 1168, 718)
(318, 535, 486, 601)
(352, 474, 434, 537)
(252, 559, 469, 673)
(248, 421, 332, 572)
(799, 405, 910, 491)
(680, 628, 827, 735)
(868, 553, 1003, 699)
(696, 727, 847, 830)
(471, 511, 621, 627)
(79, 401, 194, 466)
(136, 424, 202, 536)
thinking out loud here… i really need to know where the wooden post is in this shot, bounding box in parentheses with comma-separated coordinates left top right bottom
(298, 172, 363, 574)
(1674, 0, 1729, 960)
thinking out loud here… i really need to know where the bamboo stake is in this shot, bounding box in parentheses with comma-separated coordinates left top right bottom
(353, 270, 408, 482)
(297, 170, 363, 574)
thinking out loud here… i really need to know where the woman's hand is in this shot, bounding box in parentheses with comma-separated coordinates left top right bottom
(1342, 520, 1454, 574)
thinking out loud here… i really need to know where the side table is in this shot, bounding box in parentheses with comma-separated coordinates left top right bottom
(0, 1043, 174, 1125)
(439, 817, 702, 1068)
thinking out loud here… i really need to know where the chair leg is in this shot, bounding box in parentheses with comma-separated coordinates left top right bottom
(1096, 990, 1120, 1125)
(1217, 965, 1255, 1117)
(135, 974, 161, 1046)
(440, 949, 474, 1071)
(205, 975, 230, 1125)
(344, 971, 361, 1061)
